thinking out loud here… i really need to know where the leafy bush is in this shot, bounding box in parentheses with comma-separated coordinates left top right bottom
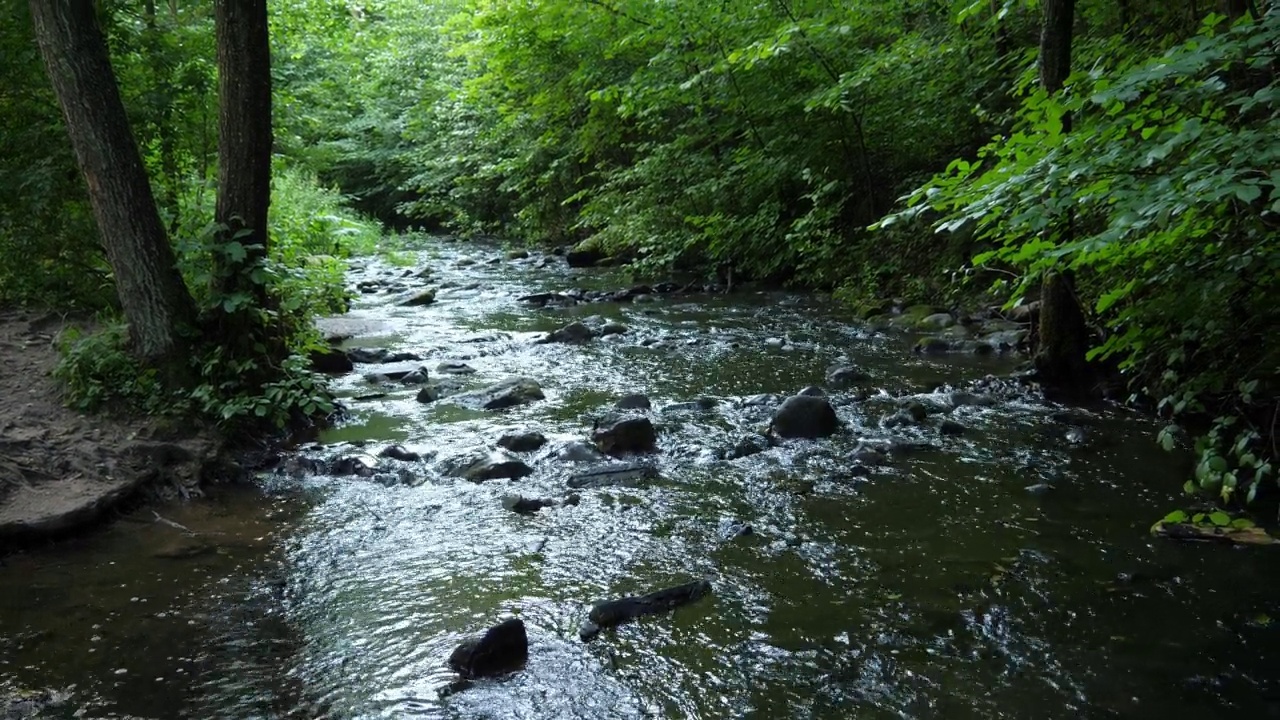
(55, 319, 336, 434)
(54, 324, 168, 414)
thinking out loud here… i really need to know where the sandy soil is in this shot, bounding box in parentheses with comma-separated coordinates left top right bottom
(0, 309, 224, 544)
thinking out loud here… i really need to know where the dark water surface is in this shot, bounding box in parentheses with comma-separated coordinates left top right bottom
(4, 238, 1280, 719)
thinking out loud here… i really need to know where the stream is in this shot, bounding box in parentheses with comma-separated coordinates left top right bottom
(3, 236, 1280, 719)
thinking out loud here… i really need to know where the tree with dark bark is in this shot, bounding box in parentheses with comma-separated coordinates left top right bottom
(27, 0, 197, 364)
(213, 0, 273, 315)
(1033, 0, 1093, 396)
(210, 0, 293, 385)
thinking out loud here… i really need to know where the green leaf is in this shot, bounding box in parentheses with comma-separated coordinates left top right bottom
(1161, 510, 1189, 524)
(1234, 183, 1263, 203)
(1208, 511, 1231, 527)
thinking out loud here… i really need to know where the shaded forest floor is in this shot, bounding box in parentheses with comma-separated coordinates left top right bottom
(0, 309, 222, 545)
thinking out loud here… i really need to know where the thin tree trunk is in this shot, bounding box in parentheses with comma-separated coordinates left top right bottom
(1034, 0, 1092, 394)
(214, 0, 272, 300)
(28, 0, 197, 363)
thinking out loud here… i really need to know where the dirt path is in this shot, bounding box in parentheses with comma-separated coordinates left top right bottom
(0, 309, 223, 544)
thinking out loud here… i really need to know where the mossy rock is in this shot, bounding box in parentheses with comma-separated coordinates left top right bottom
(853, 299, 894, 320)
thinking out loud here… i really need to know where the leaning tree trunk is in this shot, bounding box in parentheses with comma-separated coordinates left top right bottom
(28, 0, 197, 364)
(213, 0, 272, 302)
(1033, 0, 1093, 395)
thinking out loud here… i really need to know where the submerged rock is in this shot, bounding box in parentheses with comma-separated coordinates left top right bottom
(557, 440, 607, 463)
(614, 393, 652, 411)
(451, 377, 546, 410)
(578, 580, 714, 641)
(663, 396, 720, 415)
(915, 337, 995, 356)
(918, 312, 956, 329)
(592, 414, 658, 455)
(770, 394, 840, 439)
(379, 445, 421, 462)
(517, 291, 575, 307)
(567, 462, 659, 489)
(329, 456, 379, 478)
(436, 361, 477, 375)
(347, 348, 422, 364)
(448, 618, 529, 678)
(948, 391, 999, 409)
(825, 364, 869, 386)
(600, 322, 629, 336)
(501, 494, 557, 514)
(362, 362, 429, 383)
(727, 433, 770, 459)
(902, 400, 929, 422)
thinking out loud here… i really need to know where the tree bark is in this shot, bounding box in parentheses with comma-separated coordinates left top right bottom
(1038, 0, 1076, 95)
(1033, 0, 1092, 395)
(213, 0, 272, 301)
(27, 0, 197, 363)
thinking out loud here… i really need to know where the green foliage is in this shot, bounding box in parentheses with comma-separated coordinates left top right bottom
(54, 324, 168, 414)
(0, 0, 113, 309)
(55, 318, 335, 433)
(887, 11, 1280, 503)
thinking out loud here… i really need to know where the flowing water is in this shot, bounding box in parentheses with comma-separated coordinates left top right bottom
(4, 237, 1280, 719)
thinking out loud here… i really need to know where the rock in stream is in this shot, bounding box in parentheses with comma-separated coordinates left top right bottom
(448, 618, 529, 678)
(579, 580, 714, 641)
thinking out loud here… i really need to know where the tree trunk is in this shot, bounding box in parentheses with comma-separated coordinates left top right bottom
(1034, 0, 1092, 395)
(213, 0, 272, 303)
(1038, 0, 1075, 94)
(28, 0, 197, 363)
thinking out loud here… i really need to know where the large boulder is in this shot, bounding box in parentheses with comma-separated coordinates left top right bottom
(451, 377, 546, 410)
(448, 618, 529, 678)
(770, 394, 840, 439)
(566, 244, 606, 268)
(592, 414, 658, 455)
(309, 347, 353, 374)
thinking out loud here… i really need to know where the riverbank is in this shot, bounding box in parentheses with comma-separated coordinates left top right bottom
(0, 309, 227, 545)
